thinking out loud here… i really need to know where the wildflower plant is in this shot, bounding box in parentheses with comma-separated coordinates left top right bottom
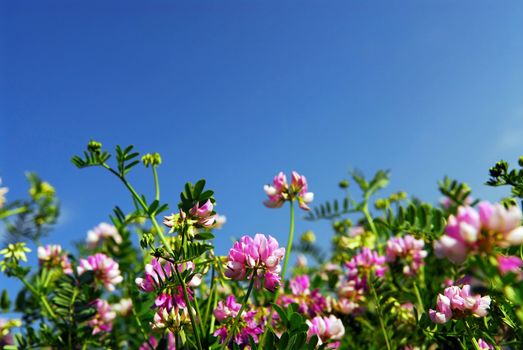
(0, 142, 523, 349)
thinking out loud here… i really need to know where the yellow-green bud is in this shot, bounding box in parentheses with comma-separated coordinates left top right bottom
(87, 140, 102, 154)
(142, 153, 162, 167)
(339, 180, 349, 189)
(375, 198, 388, 209)
(301, 230, 316, 243)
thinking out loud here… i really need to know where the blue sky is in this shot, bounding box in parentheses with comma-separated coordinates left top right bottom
(1, 1, 523, 293)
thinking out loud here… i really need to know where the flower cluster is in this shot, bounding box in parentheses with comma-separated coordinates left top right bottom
(429, 285, 491, 324)
(136, 258, 201, 332)
(435, 202, 523, 263)
(279, 275, 328, 317)
(306, 315, 345, 349)
(37, 244, 73, 274)
(386, 234, 427, 276)
(264, 171, 314, 210)
(163, 199, 219, 235)
(77, 253, 123, 292)
(86, 222, 122, 248)
(213, 295, 264, 348)
(225, 233, 285, 291)
(88, 299, 116, 335)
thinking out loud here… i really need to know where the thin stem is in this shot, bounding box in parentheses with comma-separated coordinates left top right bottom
(362, 200, 378, 236)
(0, 206, 28, 220)
(370, 278, 391, 350)
(221, 274, 256, 349)
(281, 200, 295, 281)
(152, 166, 160, 201)
(413, 281, 424, 318)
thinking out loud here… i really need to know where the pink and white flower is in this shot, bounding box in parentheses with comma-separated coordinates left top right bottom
(306, 315, 345, 349)
(88, 299, 116, 335)
(225, 234, 285, 291)
(77, 253, 123, 291)
(429, 284, 490, 324)
(37, 244, 73, 274)
(264, 171, 314, 210)
(386, 235, 427, 276)
(86, 222, 122, 248)
(435, 201, 523, 263)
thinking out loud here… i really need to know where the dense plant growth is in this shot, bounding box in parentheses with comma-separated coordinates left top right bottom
(1, 141, 523, 349)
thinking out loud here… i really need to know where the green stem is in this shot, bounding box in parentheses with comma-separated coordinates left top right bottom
(152, 166, 160, 201)
(413, 281, 424, 318)
(370, 277, 391, 350)
(281, 200, 295, 281)
(221, 275, 256, 349)
(0, 206, 28, 220)
(19, 275, 57, 320)
(362, 201, 378, 236)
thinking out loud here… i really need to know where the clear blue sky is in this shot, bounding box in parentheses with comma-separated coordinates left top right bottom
(1, 1, 523, 289)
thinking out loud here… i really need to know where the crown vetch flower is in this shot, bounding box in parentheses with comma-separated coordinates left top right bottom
(86, 222, 122, 248)
(429, 284, 490, 324)
(279, 275, 328, 317)
(213, 295, 264, 348)
(77, 253, 123, 292)
(88, 299, 116, 335)
(346, 247, 387, 280)
(477, 338, 494, 350)
(264, 171, 313, 210)
(37, 244, 73, 274)
(435, 201, 523, 263)
(497, 255, 523, 275)
(139, 333, 176, 350)
(386, 235, 427, 276)
(225, 234, 285, 291)
(306, 315, 345, 349)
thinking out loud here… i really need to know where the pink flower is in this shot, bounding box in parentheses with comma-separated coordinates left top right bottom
(189, 199, 216, 227)
(497, 255, 523, 275)
(306, 315, 345, 349)
(37, 244, 73, 274)
(213, 296, 264, 348)
(477, 338, 494, 350)
(214, 295, 242, 322)
(86, 222, 122, 248)
(346, 247, 387, 280)
(385, 235, 427, 276)
(135, 259, 199, 310)
(264, 171, 313, 211)
(88, 299, 116, 335)
(435, 201, 523, 263)
(290, 171, 314, 210)
(77, 253, 123, 292)
(429, 284, 490, 324)
(429, 294, 452, 324)
(225, 234, 285, 291)
(279, 275, 328, 317)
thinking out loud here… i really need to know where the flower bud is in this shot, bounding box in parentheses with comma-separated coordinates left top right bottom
(87, 140, 102, 154)
(301, 230, 316, 243)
